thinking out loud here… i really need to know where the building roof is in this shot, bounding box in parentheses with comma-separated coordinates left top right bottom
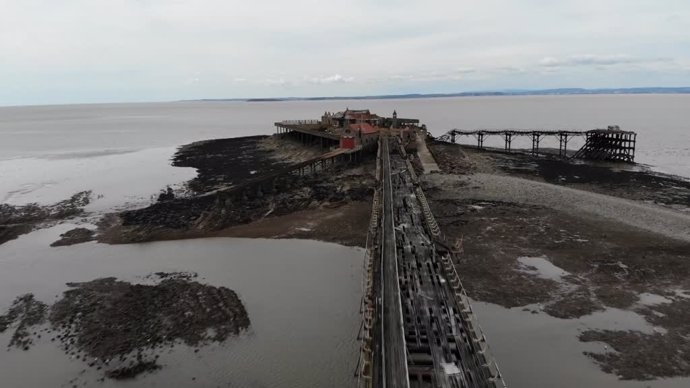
(351, 123, 379, 134)
(332, 108, 380, 121)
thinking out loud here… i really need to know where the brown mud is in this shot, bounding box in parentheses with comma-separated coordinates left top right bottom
(425, 139, 690, 380)
(0, 191, 92, 245)
(216, 201, 371, 247)
(0, 273, 249, 380)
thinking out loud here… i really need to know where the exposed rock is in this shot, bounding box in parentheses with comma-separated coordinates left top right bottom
(105, 361, 161, 380)
(49, 277, 250, 360)
(0, 191, 92, 245)
(0, 294, 48, 350)
(1, 274, 249, 380)
(50, 227, 95, 247)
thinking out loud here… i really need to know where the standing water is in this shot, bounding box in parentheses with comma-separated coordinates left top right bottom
(0, 225, 363, 388)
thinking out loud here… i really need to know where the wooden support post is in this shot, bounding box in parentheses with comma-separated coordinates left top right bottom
(558, 133, 569, 158)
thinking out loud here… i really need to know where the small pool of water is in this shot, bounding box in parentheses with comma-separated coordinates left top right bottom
(517, 255, 570, 282)
(472, 301, 689, 388)
(0, 226, 363, 388)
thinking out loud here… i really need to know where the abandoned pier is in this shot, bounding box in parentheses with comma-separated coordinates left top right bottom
(268, 109, 638, 388)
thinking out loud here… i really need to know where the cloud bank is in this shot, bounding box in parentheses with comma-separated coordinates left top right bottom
(0, 0, 689, 105)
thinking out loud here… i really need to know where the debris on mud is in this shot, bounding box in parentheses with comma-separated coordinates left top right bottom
(50, 227, 95, 247)
(0, 191, 92, 245)
(0, 294, 48, 350)
(0, 274, 249, 380)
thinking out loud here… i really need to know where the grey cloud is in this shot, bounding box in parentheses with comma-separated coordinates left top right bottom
(2, 0, 690, 105)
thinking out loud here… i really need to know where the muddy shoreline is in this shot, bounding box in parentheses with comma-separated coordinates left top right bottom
(0, 191, 92, 245)
(1, 134, 371, 383)
(100, 135, 374, 247)
(5, 130, 690, 383)
(425, 139, 690, 380)
(428, 141, 690, 210)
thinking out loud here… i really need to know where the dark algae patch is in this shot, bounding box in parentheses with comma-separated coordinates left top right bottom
(50, 227, 95, 247)
(579, 330, 690, 380)
(0, 273, 249, 380)
(172, 135, 290, 193)
(50, 277, 250, 363)
(105, 361, 162, 380)
(0, 191, 92, 245)
(580, 298, 690, 380)
(0, 294, 48, 350)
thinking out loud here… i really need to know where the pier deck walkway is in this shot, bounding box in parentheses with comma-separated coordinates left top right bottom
(360, 136, 504, 388)
(415, 132, 440, 173)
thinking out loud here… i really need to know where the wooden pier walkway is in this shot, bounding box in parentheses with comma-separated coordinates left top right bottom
(357, 135, 504, 388)
(438, 126, 637, 161)
(274, 120, 342, 150)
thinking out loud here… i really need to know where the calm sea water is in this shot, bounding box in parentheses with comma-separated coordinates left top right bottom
(1, 95, 690, 387)
(1, 94, 688, 178)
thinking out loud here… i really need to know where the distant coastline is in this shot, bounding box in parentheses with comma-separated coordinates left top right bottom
(189, 86, 690, 103)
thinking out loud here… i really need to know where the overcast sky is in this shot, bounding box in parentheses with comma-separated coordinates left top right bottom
(1, 0, 689, 105)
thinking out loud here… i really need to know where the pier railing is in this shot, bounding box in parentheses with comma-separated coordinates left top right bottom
(276, 119, 321, 125)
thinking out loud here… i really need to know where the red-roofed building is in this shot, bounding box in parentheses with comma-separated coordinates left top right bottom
(350, 122, 378, 135)
(327, 108, 382, 128)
